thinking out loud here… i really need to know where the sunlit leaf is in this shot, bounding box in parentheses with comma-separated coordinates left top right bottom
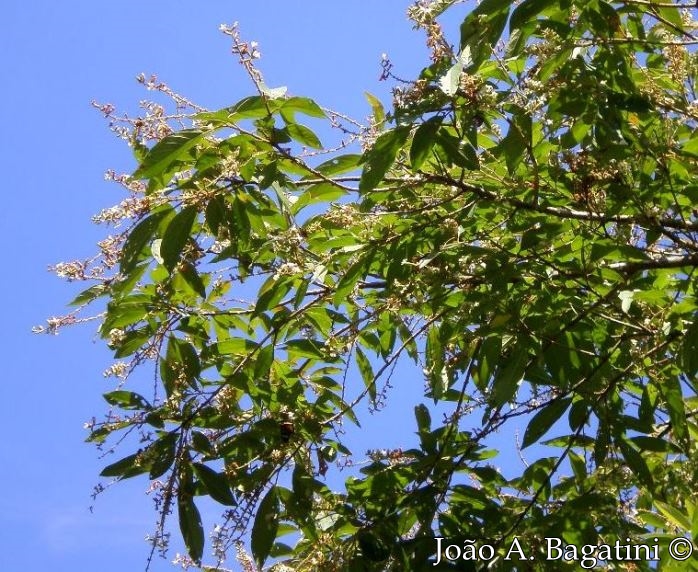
(134, 129, 206, 180)
(359, 126, 410, 192)
(161, 207, 197, 272)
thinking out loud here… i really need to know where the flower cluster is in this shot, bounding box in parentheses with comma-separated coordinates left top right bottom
(51, 260, 87, 281)
(102, 361, 128, 378)
(92, 196, 152, 225)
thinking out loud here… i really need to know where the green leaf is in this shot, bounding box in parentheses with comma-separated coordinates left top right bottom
(293, 183, 346, 214)
(162, 336, 201, 390)
(681, 318, 698, 377)
(282, 96, 326, 119)
(102, 295, 150, 332)
(193, 463, 236, 506)
(100, 452, 148, 479)
(435, 129, 478, 170)
(522, 397, 572, 448)
(655, 500, 691, 532)
(191, 431, 214, 455)
(568, 399, 589, 431)
(475, 335, 501, 390)
(491, 344, 528, 407)
(120, 208, 173, 273)
(507, 0, 558, 57)
(425, 325, 447, 402)
(364, 92, 386, 126)
(113, 328, 151, 358)
(410, 116, 443, 169)
(359, 126, 410, 192)
(134, 129, 206, 180)
(414, 404, 431, 434)
(251, 486, 280, 568)
(630, 436, 680, 454)
(149, 433, 178, 479)
(68, 284, 108, 307)
(229, 95, 273, 119)
(254, 344, 275, 381)
(681, 136, 698, 158)
(460, 0, 510, 68)
(510, 0, 556, 32)
(618, 438, 653, 489)
(178, 494, 204, 564)
(255, 275, 294, 314)
(284, 339, 328, 361)
(286, 123, 322, 149)
(161, 207, 197, 272)
(312, 154, 362, 177)
(334, 253, 371, 306)
(103, 390, 151, 410)
(497, 107, 531, 173)
(178, 262, 206, 299)
(215, 337, 259, 356)
(357, 529, 390, 562)
(660, 376, 689, 453)
(415, 404, 435, 454)
(355, 346, 376, 403)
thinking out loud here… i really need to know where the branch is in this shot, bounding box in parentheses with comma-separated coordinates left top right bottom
(422, 173, 698, 232)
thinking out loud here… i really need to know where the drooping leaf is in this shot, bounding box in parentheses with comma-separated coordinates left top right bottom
(178, 493, 204, 564)
(681, 317, 698, 377)
(659, 376, 689, 453)
(355, 346, 376, 404)
(491, 344, 529, 407)
(193, 463, 236, 506)
(161, 207, 198, 272)
(254, 344, 275, 381)
(178, 262, 206, 299)
(334, 252, 371, 306)
(251, 486, 280, 568)
(618, 438, 653, 489)
(359, 126, 410, 192)
(522, 397, 572, 448)
(103, 390, 152, 410)
(410, 116, 443, 169)
(425, 325, 447, 402)
(100, 452, 149, 479)
(120, 207, 173, 273)
(414, 403, 431, 434)
(149, 433, 178, 479)
(364, 92, 386, 126)
(162, 336, 201, 391)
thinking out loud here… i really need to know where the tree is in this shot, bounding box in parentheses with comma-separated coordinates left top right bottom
(41, 1, 698, 569)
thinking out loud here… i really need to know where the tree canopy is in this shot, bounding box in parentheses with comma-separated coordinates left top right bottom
(44, 1, 698, 570)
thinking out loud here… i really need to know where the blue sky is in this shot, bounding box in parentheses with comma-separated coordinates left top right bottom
(2, 1, 440, 570)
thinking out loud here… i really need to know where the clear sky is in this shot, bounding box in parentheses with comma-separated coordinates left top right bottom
(1, 1, 444, 570)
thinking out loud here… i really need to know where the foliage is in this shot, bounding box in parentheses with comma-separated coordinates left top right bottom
(43, 1, 698, 570)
